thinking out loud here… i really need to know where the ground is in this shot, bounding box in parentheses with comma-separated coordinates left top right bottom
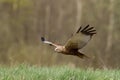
(0, 64, 120, 80)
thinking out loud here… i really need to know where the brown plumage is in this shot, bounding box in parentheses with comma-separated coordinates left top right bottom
(41, 25, 96, 59)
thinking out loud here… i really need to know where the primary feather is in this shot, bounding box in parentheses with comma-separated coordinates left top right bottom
(41, 37, 58, 47)
(65, 25, 96, 50)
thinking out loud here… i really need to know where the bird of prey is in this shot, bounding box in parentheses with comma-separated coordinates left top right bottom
(41, 25, 96, 59)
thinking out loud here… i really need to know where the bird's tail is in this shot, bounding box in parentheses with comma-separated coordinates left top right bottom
(76, 52, 89, 59)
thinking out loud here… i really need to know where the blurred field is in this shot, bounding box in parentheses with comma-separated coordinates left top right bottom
(0, 0, 120, 68)
(0, 64, 120, 80)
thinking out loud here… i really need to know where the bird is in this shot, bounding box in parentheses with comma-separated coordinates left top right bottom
(41, 25, 96, 59)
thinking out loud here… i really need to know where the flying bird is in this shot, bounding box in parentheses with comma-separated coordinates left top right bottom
(41, 25, 96, 59)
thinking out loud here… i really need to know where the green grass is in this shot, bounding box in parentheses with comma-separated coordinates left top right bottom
(0, 64, 120, 80)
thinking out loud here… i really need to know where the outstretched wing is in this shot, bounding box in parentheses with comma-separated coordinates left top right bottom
(65, 25, 96, 50)
(41, 37, 58, 47)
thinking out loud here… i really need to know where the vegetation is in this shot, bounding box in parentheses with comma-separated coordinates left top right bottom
(0, 64, 119, 80)
(0, 0, 120, 68)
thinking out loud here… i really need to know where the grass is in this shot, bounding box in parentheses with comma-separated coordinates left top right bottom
(0, 64, 120, 80)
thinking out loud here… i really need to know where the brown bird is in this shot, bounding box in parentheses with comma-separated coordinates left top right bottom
(41, 25, 96, 59)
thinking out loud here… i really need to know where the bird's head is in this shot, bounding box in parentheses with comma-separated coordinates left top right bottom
(55, 46, 63, 53)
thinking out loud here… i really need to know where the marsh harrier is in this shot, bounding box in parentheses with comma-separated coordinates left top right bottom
(41, 25, 96, 58)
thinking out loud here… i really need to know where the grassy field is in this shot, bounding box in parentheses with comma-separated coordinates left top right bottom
(0, 64, 120, 80)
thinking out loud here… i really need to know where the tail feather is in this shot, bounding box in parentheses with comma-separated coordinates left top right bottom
(75, 52, 89, 59)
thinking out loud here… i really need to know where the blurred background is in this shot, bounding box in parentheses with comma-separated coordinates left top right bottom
(0, 0, 120, 68)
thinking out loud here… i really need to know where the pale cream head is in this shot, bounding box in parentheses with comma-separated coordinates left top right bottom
(55, 46, 65, 53)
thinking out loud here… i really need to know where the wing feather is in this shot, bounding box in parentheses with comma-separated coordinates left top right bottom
(81, 25, 89, 32)
(76, 26, 82, 33)
(41, 37, 58, 47)
(65, 25, 96, 50)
